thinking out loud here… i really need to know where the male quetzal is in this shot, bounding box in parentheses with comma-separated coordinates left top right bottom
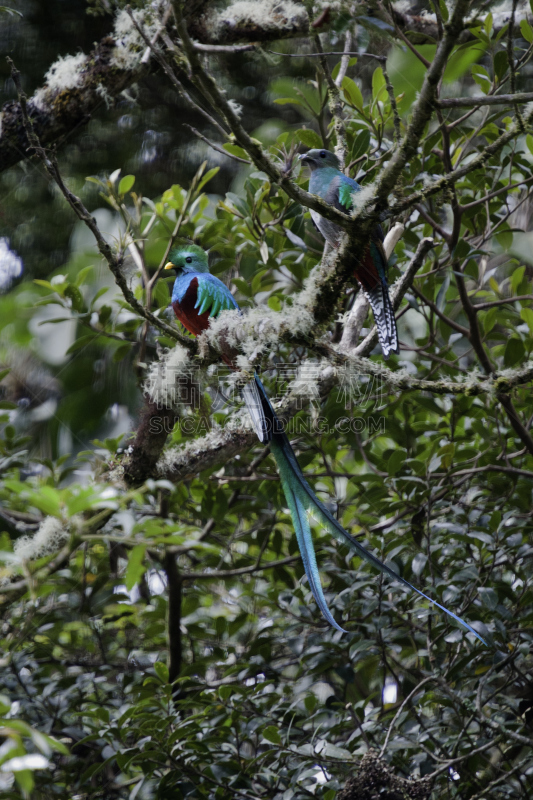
(164, 244, 485, 644)
(299, 149, 399, 360)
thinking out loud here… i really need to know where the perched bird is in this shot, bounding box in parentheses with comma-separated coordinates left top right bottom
(299, 149, 399, 360)
(164, 244, 485, 644)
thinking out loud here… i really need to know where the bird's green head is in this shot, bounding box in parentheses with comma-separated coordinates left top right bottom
(164, 244, 209, 274)
(298, 149, 340, 171)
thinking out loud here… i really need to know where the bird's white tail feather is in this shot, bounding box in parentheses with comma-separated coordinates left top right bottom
(365, 284, 399, 359)
(242, 379, 270, 443)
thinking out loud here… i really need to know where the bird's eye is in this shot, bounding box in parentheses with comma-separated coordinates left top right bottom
(320, 150, 326, 158)
(185, 256, 192, 263)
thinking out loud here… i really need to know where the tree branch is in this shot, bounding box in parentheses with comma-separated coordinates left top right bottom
(182, 555, 299, 581)
(164, 550, 182, 684)
(373, 0, 471, 211)
(438, 90, 533, 108)
(389, 104, 533, 217)
(314, 34, 348, 167)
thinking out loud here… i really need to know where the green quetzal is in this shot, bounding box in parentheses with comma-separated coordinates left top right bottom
(164, 244, 485, 643)
(299, 149, 399, 359)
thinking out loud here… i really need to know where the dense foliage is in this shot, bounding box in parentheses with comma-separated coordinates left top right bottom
(1, 1, 533, 798)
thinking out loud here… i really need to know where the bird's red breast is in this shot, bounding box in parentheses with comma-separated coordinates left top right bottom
(354, 245, 381, 291)
(171, 277, 211, 337)
(171, 277, 234, 367)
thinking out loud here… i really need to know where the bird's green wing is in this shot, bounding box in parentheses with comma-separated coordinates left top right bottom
(195, 276, 238, 318)
(337, 180, 354, 211)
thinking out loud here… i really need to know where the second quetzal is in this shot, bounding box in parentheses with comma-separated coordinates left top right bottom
(300, 149, 399, 359)
(164, 244, 484, 643)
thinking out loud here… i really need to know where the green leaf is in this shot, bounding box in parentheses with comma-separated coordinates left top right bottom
(154, 280, 170, 309)
(28, 487, 62, 517)
(66, 334, 97, 354)
(222, 142, 249, 160)
(118, 174, 135, 194)
(471, 64, 491, 93)
(154, 661, 169, 684)
(295, 128, 322, 149)
(0, 7, 24, 17)
(274, 97, 304, 106)
(387, 450, 405, 476)
(304, 695, 317, 713)
(520, 307, 533, 335)
(350, 129, 371, 163)
(341, 76, 363, 110)
(112, 343, 132, 363)
(496, 230, 512, 250)
(125, 545, 146, 591)
(0, 695, 11, 716)
(520, 18, 533, 42)
(493, 50, 508, 81)
(226, 192, 249, 217)
(436, 272, 450, 311)
(262, 725, 282, 745)
(504, 336, 525, 367)
(372, 67, 386, 103)
(14, 769, 34, 794)
(511, 266, 526, 293)
(483, 307, 498, 334)
(74, 265, 93, 287)
(197, 167, 220, 192)
(66, 489, 99, 516)
(232, 278, 252, 297)
(64, 285, 85, 312)
(489, 276, 500, 295)
(479, 587, 498, 610)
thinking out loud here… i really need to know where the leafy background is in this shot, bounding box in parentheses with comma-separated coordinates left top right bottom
(1, 2, 533, 799)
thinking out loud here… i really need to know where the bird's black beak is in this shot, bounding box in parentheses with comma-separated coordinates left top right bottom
(298, 153, 312, 165)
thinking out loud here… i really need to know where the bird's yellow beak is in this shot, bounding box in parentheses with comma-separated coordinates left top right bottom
(164, 262, 174, 270)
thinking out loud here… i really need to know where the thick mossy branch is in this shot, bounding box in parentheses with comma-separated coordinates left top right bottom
(1, 35, 144, 174)
(187, 0, 309, 44)
(0, 0, 306, 176)
(154, 348, 533, 487)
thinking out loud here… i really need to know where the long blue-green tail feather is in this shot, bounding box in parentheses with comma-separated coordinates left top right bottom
(255, 376, 487, 645)
(271, 437, 346, 633)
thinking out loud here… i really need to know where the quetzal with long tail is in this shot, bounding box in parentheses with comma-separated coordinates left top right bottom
(299, 149, 399, 360)
(164, 244, 485, 644)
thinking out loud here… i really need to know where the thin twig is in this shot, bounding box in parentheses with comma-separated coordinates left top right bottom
(182, 555, 299, 581)
(269, 51, 385, 59)
(381, 59, 401, 143)
(334, 29, 353, 88)
(314, 34, 348, 167)
(438, 91, 533, 108)
(127, 7, 229, 140)
(193, 42, 256, 53)
(507, 0, 525, 129)
(184, 123, 251, 164)
(164, 550, 182, 684)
